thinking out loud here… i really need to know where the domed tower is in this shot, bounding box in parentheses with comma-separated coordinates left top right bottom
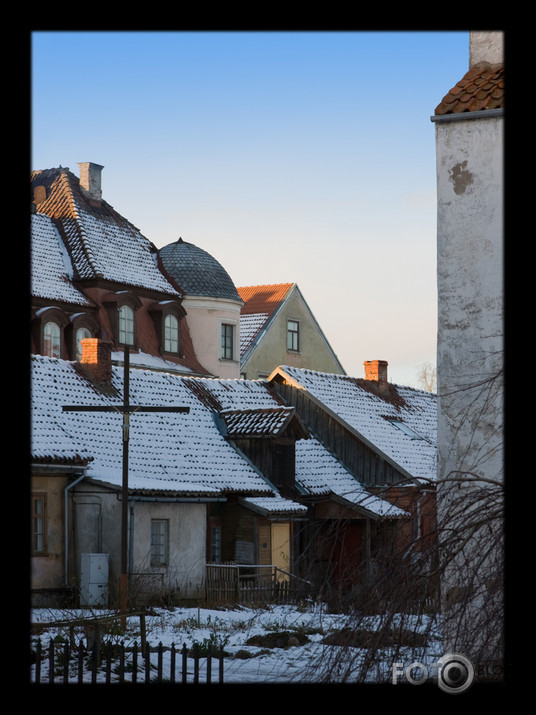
(158, 238, 243, 378)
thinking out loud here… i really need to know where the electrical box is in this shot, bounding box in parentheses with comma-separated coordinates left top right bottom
(80, 553, 109, 607)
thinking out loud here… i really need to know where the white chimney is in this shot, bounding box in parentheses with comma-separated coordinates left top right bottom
(78, 162, 104, 204)
(469, 31, 504, 67)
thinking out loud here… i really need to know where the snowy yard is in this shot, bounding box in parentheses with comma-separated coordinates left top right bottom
(30, 602, 443, 685)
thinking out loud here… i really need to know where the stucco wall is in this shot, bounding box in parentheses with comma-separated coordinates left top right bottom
(435, 115, 503, 485)
(182, 296, 242, 378)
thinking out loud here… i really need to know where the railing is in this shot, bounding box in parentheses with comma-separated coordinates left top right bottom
(205, 563, 312, 605)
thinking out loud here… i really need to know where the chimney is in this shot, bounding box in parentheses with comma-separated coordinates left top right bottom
(364, 360, 389, 393)
(80, 338, 113, 385)
(469, 31, 503, 67)
(78, 162, 104, 204)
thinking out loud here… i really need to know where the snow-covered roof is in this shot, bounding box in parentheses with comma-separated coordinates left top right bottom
(237, 284, 293, 359)
(273, 366, 437, 484)
(31, 355, 404, 516)
(31, 213, 92, 306)
(296, 438, 407, 518)
(31, 167, 179, 296)
(31, 354, 273, 497)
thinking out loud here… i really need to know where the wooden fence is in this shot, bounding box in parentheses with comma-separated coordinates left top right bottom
(205, 563, 311, 605)
(31, 638, 224, 684)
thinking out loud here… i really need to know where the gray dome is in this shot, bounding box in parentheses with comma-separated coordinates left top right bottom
(159, 238, 241, 301)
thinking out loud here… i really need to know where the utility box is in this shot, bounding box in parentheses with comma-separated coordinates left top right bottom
(80, 553, 109, 607)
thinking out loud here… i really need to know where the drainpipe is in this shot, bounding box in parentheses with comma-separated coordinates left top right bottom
(64, 474, 87, 589)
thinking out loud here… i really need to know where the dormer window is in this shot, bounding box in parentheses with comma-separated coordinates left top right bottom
(102, 292, 141, 348)
(164, 314, 179, 353)
(148, 300, 185, 357)
(118, 305, 135, 346)
(43, 321, 61, 358)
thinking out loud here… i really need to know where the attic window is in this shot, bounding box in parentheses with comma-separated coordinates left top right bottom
(383, 416, 424, 440)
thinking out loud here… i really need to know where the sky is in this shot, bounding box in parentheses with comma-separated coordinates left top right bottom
(31, 30, 469, 388)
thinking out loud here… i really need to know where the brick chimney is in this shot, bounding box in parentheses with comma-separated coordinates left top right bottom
(364, 360, 389, 393)
(78, 162, 104, 205)
(80, 338, 113, 385)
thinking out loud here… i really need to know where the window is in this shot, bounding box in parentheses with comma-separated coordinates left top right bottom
(151, 519, 169, 566)
(43, 321, 61, 358)
(118, 305, 134, 345)
(221, 323, 234, 360)
(75, 327, 92, 361)
(211, 525, 222, 563)
(32, 495, 47, 555)
(287, 319, 300, 352)
(383, 416, 425, 441)
(164, 314, 179, 353)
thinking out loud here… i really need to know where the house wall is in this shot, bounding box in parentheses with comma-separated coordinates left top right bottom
(31, 471, 71, 603)
(434, 53, 504, 666)
(72, 485, 207, 604)
(130, 501, 206, 602)
(181, 295, 242, 378)
(242, 288, 344, 378)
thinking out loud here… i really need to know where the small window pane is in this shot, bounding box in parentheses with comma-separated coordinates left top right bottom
(43, 321, 61, 358)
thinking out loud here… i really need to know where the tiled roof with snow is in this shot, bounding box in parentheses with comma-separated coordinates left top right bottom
(276, 366, 437, 483)
(237, 284, 294, 359)
(31, 213, 92, 306)
(31, 354, 273, 497)
(239, 312, 269, 358)
(220, 406, 298, 438)
(31, 167, 179, 296)
(296, 438, 407, 518)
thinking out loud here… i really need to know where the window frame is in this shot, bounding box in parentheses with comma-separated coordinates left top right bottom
(31, 493, 48, 556)
(287, 319, 300, 352)
(221, 323, 235, 361)
(150, 518, 169, 566)
(118, 304, 135, 346)
(43, 320, 62, 358)
(164, 313, 180, 354)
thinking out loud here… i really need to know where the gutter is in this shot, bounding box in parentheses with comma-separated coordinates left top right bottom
(430, 108, 503, 123)
(64, 473, 87, 589)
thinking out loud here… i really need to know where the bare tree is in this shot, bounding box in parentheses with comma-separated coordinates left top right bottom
(417, 362, 437, 392)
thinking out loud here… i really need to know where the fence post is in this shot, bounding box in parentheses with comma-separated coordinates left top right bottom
(132, 642, 138, 684)
(181, 643, 187, 684)
(207, 644, 212, 684)
(48, 639, 54, 684)
(34, 639, 41, 684)
(170, 643, 176, 684)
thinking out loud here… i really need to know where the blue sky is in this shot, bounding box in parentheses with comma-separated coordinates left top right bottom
(31, 30, 469, 387)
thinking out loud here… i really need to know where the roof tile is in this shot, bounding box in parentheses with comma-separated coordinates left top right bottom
(435, 63, 504, 115)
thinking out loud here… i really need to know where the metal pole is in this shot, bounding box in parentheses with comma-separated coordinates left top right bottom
(121, 348, 130, 619)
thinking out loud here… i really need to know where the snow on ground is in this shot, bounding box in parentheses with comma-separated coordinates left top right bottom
(30, 602, 443, 685)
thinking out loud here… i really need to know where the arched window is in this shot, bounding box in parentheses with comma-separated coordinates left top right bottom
(43, 321, 61, 358)
(164, 314, 179, 353)
(118, 305, 134, 345)
(75, 327, 92, 361)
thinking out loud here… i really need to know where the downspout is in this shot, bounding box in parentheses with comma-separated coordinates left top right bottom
(64, 474, 87, 589)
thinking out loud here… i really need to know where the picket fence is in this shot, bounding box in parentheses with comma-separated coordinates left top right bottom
(31, 638, 224, 684)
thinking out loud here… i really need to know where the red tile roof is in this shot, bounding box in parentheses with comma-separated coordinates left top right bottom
(435, 62, 504, 115)
(237, 283, 293, 315)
